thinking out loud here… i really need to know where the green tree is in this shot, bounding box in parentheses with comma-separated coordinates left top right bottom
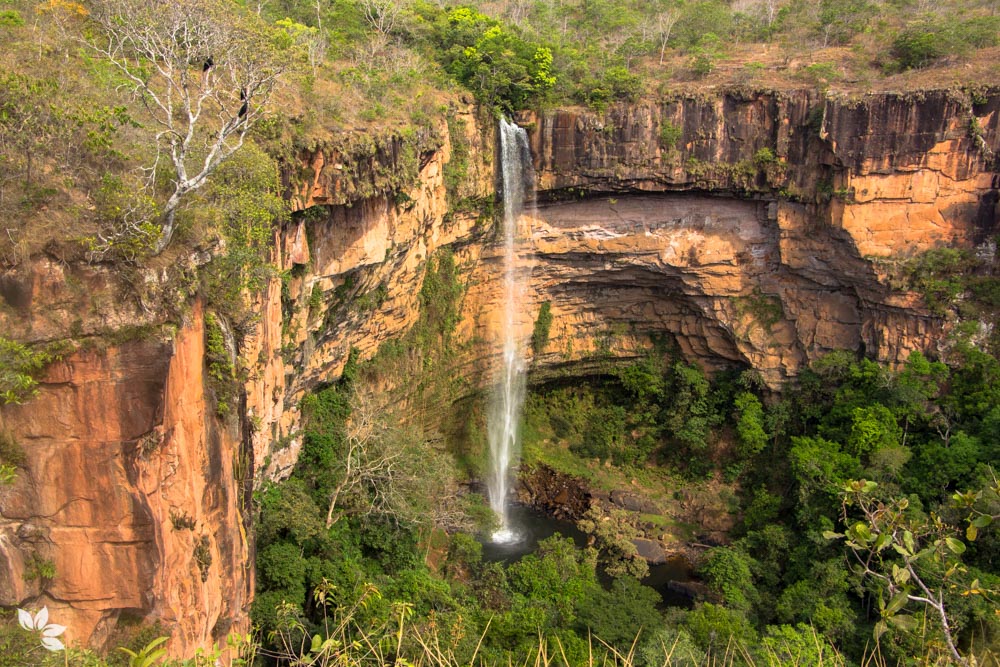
(665, 362, 716, 456)
(788, 436, 861, 524)
(438, 8, 555, 113)
(700, 546, 759, 613)
(846, 404, 901, 459)
(734, 392, 768, 459)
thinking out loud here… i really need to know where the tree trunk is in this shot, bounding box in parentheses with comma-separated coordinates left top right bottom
(152, 206, 178, 255)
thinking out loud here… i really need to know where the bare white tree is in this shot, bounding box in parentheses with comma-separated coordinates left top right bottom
(359, 0, 407, 37)
(325, 389, 404, 528)
(323, 386, 471, 532)
(654, 8, 681, 64)
(85, 0, 287, 254)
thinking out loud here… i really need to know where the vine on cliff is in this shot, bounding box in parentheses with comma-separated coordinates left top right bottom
(204, 313, 237, 419)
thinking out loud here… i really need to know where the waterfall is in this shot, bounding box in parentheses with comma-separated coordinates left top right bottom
(486, 118, 533, 543)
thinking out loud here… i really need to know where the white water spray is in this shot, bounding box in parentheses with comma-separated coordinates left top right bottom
(486, 118, 533, 543)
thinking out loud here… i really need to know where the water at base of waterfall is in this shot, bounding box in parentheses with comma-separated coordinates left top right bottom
(490, 527, 520, 544)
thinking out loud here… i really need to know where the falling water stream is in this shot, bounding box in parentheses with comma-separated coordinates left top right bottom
(486, 118, 533, 543)
(478, 122, 697, 605)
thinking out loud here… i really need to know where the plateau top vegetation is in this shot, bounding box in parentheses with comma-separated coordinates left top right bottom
(1, 0, 999, 266)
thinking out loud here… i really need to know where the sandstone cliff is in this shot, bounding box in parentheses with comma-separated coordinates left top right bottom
(0, 89, 996, 655)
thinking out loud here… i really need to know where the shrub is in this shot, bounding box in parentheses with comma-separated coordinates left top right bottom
(891, 28, 948, 69)
(531, 301, 553, 356)
(0, 10, 24, 27)
(659, 121, 683, 151)
(753, 147, 777, 166)
(0, 338, 50, 405)
(688, 34, 722, 78)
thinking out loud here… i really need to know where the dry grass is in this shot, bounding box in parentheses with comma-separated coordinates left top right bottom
(633, 43, 1000, 97)
(260, 588, 984, 667)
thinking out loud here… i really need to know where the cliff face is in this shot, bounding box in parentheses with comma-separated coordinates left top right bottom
(0, 90, 997, 654)
(511, 91, 998, 384)
(0, 302, 247, 654)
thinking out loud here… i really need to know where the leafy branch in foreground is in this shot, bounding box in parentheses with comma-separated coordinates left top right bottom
(826, 479, 997, 666)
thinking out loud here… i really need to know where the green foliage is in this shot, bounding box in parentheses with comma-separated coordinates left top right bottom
(531, 301, 553, 356)
(86, 172, 161, 263)
(442, 112, 471, 206)
(826, 479, 999, 663)
(799, 62, 841, 88)
(118, 636, 168, 667)
(0, 69, 126, 238)
(577, 507, 648, 579)
(574, 404, 625, 462)
(760, 624, 844, 665)
(581, 66, 643, 110)
(0, 613, 47, 667)
(198, 141, 286, 321)
(752, 147, 777, 166)
(444, 532, 482, 576)
(688, 34, 722, 78)
(904, 247, 976, 315)
(0, 10, 24, 27)
(415, 248, 464, 351)
(23, 553, 56, 584)
(682, 603, 758, 656)
(700, 547, 758, 613)
(816, 0, 877, 46)
(845, 404, 900, 458)
(773, 560, 857, 642)
(664, 361, 719, 458)
(659, 120, 683, 152)
(204, 313, 237, 418)
(575, 576, 662, 649)
(892, 26, 956, 70)
(789, 435, 861, 522)
(734, 392, 768, 459)
(0, 337, 50, 405)
(434, 8, 555, 114)
(672, 1, 733, 47)
(890, 17, 1000, 70)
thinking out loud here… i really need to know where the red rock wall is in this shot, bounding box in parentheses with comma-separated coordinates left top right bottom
(0, 302, 249, 656)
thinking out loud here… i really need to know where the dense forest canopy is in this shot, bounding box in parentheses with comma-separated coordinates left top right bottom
(0, 0, 999, 665)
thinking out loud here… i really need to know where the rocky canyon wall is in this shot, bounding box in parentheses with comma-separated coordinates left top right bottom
(509, 90, 999, 385)
(0, 89, 997, 655)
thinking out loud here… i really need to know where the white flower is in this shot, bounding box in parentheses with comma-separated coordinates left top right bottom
(17, 606, 66, 652)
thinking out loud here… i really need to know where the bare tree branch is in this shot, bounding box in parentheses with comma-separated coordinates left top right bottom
(84, 0, 288, 254)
